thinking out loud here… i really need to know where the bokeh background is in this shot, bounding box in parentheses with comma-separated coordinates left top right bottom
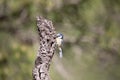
(0, 0, 120, 80)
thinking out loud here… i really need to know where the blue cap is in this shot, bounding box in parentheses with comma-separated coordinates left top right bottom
(57, 33, 63, 39)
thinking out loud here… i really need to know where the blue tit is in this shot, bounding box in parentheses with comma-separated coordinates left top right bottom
(56, 33, 64, 58)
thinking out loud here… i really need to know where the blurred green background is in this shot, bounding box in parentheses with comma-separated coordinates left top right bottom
(0, 0, 120, 80)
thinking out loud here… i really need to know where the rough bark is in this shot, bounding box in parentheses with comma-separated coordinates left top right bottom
(32, 16, 56, 80)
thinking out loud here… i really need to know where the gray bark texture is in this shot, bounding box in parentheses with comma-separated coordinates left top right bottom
(32, 16, 56, 80)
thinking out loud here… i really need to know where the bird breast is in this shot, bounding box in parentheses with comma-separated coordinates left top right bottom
(56, 38, 62, 47)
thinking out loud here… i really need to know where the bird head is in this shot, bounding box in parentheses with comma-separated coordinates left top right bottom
(56, 33, 63, 39)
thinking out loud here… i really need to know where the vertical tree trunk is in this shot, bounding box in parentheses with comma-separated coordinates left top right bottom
(32, 16, 56, 80)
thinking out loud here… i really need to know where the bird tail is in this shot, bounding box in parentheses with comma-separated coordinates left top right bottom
(59, 47, 63, 58)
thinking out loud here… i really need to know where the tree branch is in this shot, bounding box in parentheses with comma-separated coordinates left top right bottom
(32, 16, 56, 80)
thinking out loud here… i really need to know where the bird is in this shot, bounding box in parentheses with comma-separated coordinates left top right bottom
(56, 33, 64, 58)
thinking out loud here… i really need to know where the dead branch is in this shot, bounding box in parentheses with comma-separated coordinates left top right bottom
(32, 16, 56, 80)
